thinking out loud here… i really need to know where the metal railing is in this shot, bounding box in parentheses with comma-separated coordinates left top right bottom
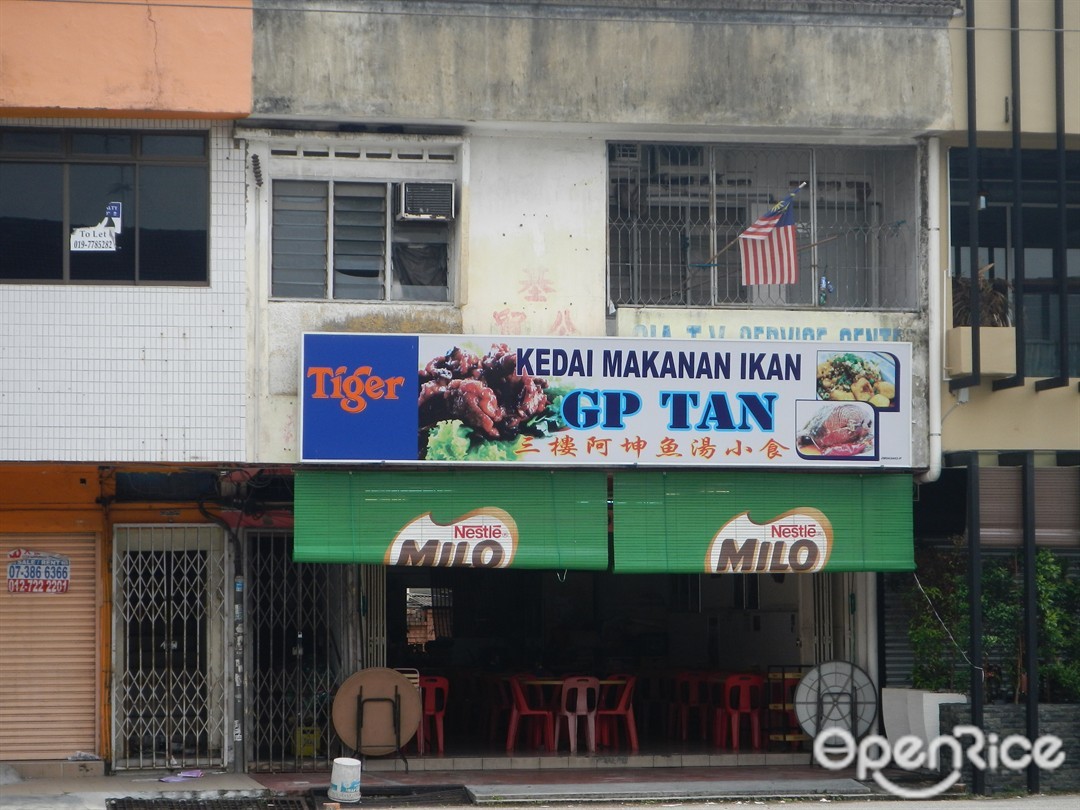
(607, 144, 918, 310)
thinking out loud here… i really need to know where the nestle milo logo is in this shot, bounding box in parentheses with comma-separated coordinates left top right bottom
(385, 508, 518, 568)
(706, 509, 833, 573)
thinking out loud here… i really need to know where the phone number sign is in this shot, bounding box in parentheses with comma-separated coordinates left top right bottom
(6, 549, 71, 594)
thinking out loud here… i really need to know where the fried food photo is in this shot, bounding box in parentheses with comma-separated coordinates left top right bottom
(417, 343, 568, 461)
(816, 352, 894, 408)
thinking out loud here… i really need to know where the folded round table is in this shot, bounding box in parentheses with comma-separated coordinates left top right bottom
(332, 667, 422, 756)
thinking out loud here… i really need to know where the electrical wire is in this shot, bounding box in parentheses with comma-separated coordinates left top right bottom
(18, 0, 1079, 34)
(912, 571, 983, 674)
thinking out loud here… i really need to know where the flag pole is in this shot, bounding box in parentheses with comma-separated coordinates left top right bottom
(797, 233, 840, 252)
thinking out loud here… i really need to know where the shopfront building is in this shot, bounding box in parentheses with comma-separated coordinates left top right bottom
(287, 332, 918, 757)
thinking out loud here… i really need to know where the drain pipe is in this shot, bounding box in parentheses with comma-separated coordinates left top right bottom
(917, 137, 943, 485)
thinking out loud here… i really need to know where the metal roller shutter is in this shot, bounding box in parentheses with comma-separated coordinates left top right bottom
(980, 467, 1080, 547)
(0, 534, 99, 760)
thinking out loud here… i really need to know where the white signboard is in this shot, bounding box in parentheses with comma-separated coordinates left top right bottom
(300, 333, 914, 469)
(70, 201, 122, 252)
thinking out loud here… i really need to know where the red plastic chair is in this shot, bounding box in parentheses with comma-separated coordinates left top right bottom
(670, 671, 710, 741)
(633, 671, 669, 741)
(598, 672, 633, 718)
(486, 675, 512, 744)
(505, 675, 555, 753)
(417, 674, 449, 755)
(723, 673, 765, 750)
(707, 672, 730, 748)
(554, 676, 600, 754)
(597, 674, 638, 752)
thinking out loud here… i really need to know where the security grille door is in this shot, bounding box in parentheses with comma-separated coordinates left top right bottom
(246, 531, 358, 772)
(112, 526, 229, 770)
(813, 573, 835, 664)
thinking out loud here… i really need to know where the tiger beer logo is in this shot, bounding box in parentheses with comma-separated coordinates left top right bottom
(706, 509, 833, 574)
(386, 508, 519, 568)
(306, 365, 406, 414)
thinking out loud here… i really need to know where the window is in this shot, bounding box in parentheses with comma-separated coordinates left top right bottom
(732, 574, 760, 610)
(260, 137, 459, 303)
(404, 586, 453, 653)
(0, 129, 209, 284)
(272, 180, 451, 302)
(607, 144, 918, 310)
(950, 147, 1080, 377)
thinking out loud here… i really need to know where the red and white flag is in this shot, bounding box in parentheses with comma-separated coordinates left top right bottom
(739, 189, 801, 285)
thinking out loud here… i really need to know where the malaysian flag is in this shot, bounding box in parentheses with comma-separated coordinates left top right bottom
(739, 187, 801, 285)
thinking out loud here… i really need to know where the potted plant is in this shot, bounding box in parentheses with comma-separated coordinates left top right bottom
(951, 264, 1011, 328)
(946, 263, 1016, 376)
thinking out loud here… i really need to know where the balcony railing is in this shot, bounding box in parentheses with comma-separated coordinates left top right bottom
(607, 144, 918, 311)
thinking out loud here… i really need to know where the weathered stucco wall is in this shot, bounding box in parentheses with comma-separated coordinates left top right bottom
(250, 134, 609, 462)
(253, 1, 953, 133)
(0, 0, 252, 117)
(460, 136, 609, 336)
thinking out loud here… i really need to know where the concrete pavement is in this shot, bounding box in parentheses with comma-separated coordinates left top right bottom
(2, 762, 1076, 810)
(0, 762, 871, 809)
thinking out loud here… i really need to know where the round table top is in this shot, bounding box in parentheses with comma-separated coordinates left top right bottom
(331, 667, 422, 756)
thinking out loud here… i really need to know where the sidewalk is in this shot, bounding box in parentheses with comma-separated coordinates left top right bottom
(0, 762, 875, 809)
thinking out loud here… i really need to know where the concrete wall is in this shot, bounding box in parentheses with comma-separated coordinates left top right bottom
(241, 131, 610, 461)
(253, 0, 954, 134)
(938, 381, 1080, 452)
(0, 0, 252, 117)
(949, 0, 1080, 135)
(460, 136, 609, 335)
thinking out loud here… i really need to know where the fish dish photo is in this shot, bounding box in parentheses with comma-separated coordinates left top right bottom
(796, 400, 877, 459)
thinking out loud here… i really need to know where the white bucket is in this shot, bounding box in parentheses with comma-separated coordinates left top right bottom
(327, 756, 362, 803)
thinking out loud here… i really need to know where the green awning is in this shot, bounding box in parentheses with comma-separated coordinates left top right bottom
(613, 470, 914, 573)
(293, 469, 609, 570)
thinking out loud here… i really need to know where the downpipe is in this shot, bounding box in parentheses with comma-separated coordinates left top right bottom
(917, 137, 943, 485)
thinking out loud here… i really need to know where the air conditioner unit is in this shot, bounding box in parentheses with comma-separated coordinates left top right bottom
(609, 143, 643, 167)
(398, 182, 455, 221)
(791, 175, 874, 204)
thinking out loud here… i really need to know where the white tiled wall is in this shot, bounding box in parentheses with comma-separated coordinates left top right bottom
(0, 119, 245, 462)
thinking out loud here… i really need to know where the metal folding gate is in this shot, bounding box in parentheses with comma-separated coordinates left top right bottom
(111, 525, 230, 770)
(244, 531, 361, 772)
(813, 573, 835, 664)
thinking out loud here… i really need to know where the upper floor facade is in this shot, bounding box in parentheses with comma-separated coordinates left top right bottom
(1, 1, 1076, 467)
(0, 1, 252, 462)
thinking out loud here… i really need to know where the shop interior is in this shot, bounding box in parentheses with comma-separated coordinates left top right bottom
(383, 566, 822, 751)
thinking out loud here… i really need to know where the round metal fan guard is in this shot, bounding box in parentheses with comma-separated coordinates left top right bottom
(794, 660, 878, 739)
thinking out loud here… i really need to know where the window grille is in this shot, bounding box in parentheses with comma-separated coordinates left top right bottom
(607, 144, 917, 310)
